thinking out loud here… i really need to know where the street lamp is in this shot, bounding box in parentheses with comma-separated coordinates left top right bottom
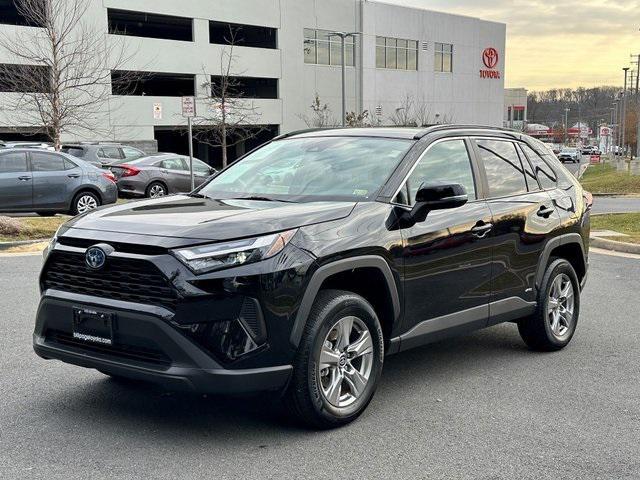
(329, 31, 360, 127)
(622, 67, 630, 156)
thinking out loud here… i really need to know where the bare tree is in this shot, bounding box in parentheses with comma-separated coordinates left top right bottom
(388, 94, 417, 127)
(0, 0, 139, 150)
(299, 93, 337, 128)
(194, 28, 266, 168)
(345, 109, 369, 127)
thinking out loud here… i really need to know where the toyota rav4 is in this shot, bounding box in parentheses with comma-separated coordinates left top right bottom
(34, 126, 591, 428)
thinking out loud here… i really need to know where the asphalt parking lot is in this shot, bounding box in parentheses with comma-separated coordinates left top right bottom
(0, 250, 639, 479)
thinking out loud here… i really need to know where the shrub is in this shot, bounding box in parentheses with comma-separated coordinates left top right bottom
(0, 216, 23, 236)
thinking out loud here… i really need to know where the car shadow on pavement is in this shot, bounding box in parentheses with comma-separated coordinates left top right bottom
(35, 323, 537, 436)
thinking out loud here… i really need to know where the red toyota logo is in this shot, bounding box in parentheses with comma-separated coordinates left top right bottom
(482, 48, 499, 69)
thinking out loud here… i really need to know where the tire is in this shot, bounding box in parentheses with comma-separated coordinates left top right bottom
(518, 258, 580, 351)
(146, 182, 167, 198)
(71, 191, 100, 215)
(285, 289, 385, 429)
(36, 212, 56, 217)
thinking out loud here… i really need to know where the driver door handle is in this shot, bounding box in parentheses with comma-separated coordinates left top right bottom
(471, 222, 493, 238)
(537, 205, 555, 218)
(18, 175, 31, 181)
(67, 173, 80, 178)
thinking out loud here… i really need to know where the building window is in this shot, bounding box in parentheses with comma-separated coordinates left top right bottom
(304, 29, 355, 67)
(434, 43, 453, 72)
(108, 9, 193, 42)
(111, 71, 196, 97)
(209, 21, 276, 49)
(210, 76, 278, 99)
(0, 0, 44, 26)
(375, 37, 418, 70)
(0, 64, 50, 93)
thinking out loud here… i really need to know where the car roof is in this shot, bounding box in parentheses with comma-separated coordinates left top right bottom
(277, 125, 521, 141)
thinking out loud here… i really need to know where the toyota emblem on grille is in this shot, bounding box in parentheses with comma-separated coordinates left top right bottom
(85, 246, 107, 270)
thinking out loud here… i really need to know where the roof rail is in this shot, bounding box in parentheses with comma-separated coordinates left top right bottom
(273, 127, 333, 141)
(413, 124, 520, 139)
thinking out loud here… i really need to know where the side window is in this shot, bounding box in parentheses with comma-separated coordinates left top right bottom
(98, 146, 123, 159)
(0, 152, 28, 173)
(475, 140, 527, 198)
(516, 144, 540, 191)
(520, 144, 557, 190)
(122, 146, 143, 159)
(192, 160, 211, 174)
(30, 152, 66, 172)
(161, 158, 187, 170)
(402, 139, 477, 205)
(63, 158, 78, 170)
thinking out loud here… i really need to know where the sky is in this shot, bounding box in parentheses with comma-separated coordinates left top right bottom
(383, 0, 640, 91)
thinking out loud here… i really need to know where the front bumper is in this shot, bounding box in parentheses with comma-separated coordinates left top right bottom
(33, 291, 292, 394)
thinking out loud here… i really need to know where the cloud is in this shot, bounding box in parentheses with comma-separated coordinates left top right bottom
(381, 0, 640, 89)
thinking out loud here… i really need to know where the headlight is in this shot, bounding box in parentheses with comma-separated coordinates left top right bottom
(172, 229, 297, 274)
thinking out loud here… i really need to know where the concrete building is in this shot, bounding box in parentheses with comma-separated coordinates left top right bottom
(504, 87, 528, 131)
(0, 0, 506, 167)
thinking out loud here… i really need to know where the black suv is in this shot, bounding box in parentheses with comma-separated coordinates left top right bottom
(34, 126, 591, 428)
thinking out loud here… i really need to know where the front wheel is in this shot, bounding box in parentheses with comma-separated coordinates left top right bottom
(285, 290, 384, 429)
(518, 258, 580, 351)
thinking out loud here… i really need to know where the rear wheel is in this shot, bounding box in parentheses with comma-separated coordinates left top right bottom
(71, 191, 100, 215)
(518, 258, 580, 351)
(146, 182, 167, 198)
(285, 290, 384, 429)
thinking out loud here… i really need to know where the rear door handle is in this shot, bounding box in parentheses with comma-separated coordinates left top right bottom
(471, 222, 493, 238)
(67, 173, 80, 178)
(537, 205, 555, 218)
(18, 176, 31, 181)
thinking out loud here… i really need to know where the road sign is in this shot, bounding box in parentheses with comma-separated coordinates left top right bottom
(580, 126, 589, 139)
(181, 96, 196, 117)
(153, 103, 162, 120)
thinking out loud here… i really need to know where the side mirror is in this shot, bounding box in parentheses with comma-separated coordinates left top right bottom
(409, 182, 468, 223)
(209, 167, 217, 176)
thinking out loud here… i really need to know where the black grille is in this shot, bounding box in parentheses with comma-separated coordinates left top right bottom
(43, 251, 179, 310)
(47, 330, 171, 366)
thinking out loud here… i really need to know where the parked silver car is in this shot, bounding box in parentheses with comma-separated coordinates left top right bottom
(61, 143, 145, 168)
(0, 148, 118, 215)
(110, 154, 216, 198)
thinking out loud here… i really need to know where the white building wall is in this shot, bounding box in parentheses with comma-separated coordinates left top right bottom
(0, 0, 506, 145)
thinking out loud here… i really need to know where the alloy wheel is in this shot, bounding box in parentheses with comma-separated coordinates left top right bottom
(76, 195, 98, 214)
(317, 316, 374, 408)
(547, 273, 575, 339)
(149, 185, 166, 198)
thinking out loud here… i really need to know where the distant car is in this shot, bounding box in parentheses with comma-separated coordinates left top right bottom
(61, 143, 145, 168)
(0, 148, 117, 215)
(0, 141, 54, 150)
(110, 153, 217, 198)
(558, 147, 580, 163)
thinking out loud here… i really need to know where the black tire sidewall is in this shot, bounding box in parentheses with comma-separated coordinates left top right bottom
(539, 259, 580, 348)
(303, 293, 384, 425)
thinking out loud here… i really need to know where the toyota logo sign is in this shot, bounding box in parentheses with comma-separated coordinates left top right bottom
(482, 48, 499, 69)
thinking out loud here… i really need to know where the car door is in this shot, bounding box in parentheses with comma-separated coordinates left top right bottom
(0, 151, 32, 211)
(160, 157, 191, 193)
(471, 138, 561, 325)
(396, 138, 493, 349)
(30, 151, 81, 209)
(98, 146, 124, 166)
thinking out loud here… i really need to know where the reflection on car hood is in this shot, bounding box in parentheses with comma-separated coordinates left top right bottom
(64, 195, 357, 242)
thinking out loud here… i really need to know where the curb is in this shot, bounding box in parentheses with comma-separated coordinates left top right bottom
(0, 238, 49, 251)
(592, 193, 640, 198)
(590, 236, 640, 255)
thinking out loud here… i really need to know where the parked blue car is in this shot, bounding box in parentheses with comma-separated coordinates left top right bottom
(0, 148, 118, 216)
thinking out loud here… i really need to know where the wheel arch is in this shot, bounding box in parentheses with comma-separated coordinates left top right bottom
(69, 185, 103, 209)
(289, 255, 401, 351)
(535, 233, 587, 291)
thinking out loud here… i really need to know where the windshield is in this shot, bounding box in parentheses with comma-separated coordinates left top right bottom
(198, 136, 413, 202)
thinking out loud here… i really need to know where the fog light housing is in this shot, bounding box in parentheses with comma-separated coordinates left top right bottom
(178, 298, 267, 362)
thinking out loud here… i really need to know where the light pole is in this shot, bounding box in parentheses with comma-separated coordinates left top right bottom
(564, 107, 570, 145)
(329, 31, 359, 127)
(622, 67, 630, 156)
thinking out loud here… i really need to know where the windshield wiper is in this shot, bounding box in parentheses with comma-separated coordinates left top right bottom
(227, 196, 297, 203)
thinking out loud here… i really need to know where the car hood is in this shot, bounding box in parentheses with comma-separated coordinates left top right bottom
(63, 195, 356, 243)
